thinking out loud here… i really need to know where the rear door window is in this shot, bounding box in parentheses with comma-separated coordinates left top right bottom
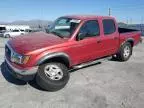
(103, 19, 116, 35)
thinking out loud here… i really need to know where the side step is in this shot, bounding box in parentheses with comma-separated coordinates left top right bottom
(72, 56, 112, 69)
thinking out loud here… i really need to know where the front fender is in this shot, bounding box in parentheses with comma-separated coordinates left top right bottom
(36, 52, 71, 66)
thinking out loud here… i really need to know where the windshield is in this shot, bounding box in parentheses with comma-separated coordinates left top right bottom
(20, 29, 25, 32)
(48, 17, 81, 38)
(12, 30, 19, 32)
(0, 27, 6, 32)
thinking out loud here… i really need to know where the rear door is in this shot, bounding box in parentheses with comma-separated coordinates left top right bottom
(101, 19, 119, 56)
(11, 30, 21, 36)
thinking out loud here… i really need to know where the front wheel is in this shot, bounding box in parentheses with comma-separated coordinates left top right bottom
(116, 42, 132, 61)
(4, 34, 10, 38)
(36, 62, 69, 91)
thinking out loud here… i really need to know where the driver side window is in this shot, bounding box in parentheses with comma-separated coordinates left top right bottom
(77, 20, 100, 40)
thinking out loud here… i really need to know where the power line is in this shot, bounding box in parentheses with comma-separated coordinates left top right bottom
(112, 7, 144, 11)
(111, 8, 144, 12)
(110, 3, 144, 8)
(107, 5, 144, 16)
(106, 4, 143, 24)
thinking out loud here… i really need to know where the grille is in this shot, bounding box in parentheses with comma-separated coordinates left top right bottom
(5, 45, 11, 60)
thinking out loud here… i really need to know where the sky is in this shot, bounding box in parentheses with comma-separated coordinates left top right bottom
(0, 0, 144, 24)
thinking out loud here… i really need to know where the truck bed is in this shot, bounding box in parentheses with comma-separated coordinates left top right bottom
(119, 27, 141, 46)
(118, 27, 139, 33)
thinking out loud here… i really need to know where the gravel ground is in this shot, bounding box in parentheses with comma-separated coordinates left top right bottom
(0, 37, 144, 108)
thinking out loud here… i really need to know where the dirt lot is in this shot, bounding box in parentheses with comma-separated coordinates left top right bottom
(0, 37, 144, 108)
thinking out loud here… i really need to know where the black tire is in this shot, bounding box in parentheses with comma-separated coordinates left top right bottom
(4, 34, 10, 38)
(36, 62, 69, 92)
(117, 42, 132, 61)
(112, 55, 119, 60)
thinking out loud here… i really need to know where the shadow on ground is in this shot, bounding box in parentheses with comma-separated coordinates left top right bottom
(1, 62, 26, 85)
(108, 57, 120, 62)
(0, 62, 45, 91)
(0, 58, 119, 91)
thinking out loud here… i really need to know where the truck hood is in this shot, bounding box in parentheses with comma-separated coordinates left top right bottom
(8, 32, 67, 54)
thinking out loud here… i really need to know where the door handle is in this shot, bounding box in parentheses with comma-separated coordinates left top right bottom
(114, 37, 118, 40)
(97, 40, 101, 43)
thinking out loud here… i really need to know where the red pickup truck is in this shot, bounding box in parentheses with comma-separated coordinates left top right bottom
(5, 15, 141, 91)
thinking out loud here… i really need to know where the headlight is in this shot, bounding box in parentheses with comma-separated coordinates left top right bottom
(11, 52, 30, 64)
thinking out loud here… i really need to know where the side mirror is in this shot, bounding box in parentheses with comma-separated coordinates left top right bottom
(77, 32, 86, 40)
(45, 28, 50, 33)
(46, 24, 52, 33)
(48, 25, 51, 28)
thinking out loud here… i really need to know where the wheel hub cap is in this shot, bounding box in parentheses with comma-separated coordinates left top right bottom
(123, 46, 130, 58)
(44, 65, 63, 80)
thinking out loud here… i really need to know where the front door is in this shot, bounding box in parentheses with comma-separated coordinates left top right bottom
(70, 20, 103, 64)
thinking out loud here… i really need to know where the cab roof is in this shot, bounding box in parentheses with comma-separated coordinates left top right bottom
(63, 15, 115, 20)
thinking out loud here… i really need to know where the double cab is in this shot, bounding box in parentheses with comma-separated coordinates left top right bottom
(5, 15, 141, 91)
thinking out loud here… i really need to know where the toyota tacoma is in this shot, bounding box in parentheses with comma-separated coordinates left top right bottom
(5, 15, 141, 91)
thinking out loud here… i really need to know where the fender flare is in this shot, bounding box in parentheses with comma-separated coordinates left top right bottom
(36, 52, 71, 67)
(118, 38, 134, 54)
(120, 38, 134, 47)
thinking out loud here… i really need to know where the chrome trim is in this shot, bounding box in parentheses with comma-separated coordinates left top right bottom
(6, 42, 13, 52)
(5, 42, 13, 61)
(73, 56, 112, 69)
(5, 57, 38, 75)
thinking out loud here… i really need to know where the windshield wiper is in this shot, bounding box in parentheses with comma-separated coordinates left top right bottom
(51, 31, 63, 38)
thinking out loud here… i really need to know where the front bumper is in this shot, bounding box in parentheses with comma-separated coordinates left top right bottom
(0, 33, 4, 37)
(5, 57, 38, 81)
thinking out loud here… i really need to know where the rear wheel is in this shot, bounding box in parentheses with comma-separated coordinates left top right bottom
(116, 42, 132, 61)
(36, 62, 69, 91)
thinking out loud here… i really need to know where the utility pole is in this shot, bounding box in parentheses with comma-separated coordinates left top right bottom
(140, 17, 143, 34)
(126, 19, 129, 25)
(108, 8, 111, 16)
(130, 18, 132, 24)
(141, 17, 143, 24)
